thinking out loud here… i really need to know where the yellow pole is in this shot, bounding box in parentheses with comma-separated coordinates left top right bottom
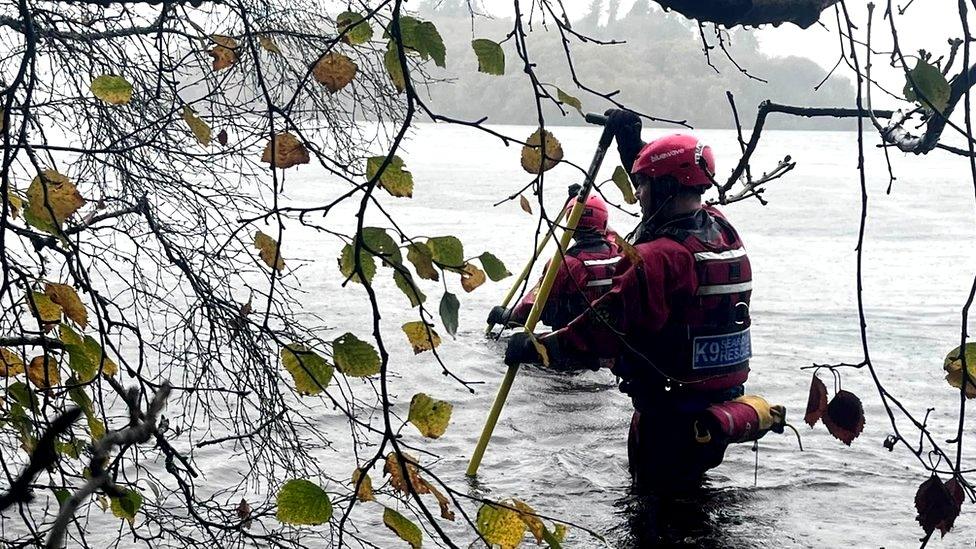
(484, 207, 567, 335)
(468, 115, 612, 477)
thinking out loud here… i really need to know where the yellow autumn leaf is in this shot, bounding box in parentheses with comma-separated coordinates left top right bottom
(182, 107, 211, 147)
(26, 169, 85, 227)
(0, 348, 25, 377)
(351, 468, 374, 502)
(7, 192, 22, 219)
(477, 501, 527, 549)
(401, 321, 441, 354)
(27, 355, 61, 389)
(45, 283, 87, 328)
(259, 35, 281, 54)
(312, 53, 357, 93)
(27, 291, 62, 326)
(945, 343, 976, 398)
(460, 263, 486, 293)
(261, 132, 310, 169)
(520, 128, 563, 174)
(407, 393, 453, 438)
(253, 230, 285, 272)
(513, 499, 544, 544)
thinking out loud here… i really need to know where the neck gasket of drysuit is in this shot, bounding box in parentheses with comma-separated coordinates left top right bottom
(620, 209, 751, 400)
(543, 235, 620, 330)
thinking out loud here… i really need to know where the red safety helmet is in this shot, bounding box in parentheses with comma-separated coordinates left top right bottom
(631, 134, 715, 188)
(565, 194, 609, 233)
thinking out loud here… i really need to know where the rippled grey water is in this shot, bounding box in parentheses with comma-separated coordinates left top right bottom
(113, 124, 976, 548)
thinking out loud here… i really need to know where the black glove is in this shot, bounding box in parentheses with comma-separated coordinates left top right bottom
(486, 305, 512, 326)
(604, 109, 644, 172)
(604, 109, 642, 145)
(567, 183, 582, 199)
(504, 332, 546, 367)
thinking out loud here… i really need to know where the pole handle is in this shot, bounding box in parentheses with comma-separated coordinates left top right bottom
(584, 112, 607, 126)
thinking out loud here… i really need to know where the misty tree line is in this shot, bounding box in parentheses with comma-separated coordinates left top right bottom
(419, 0, 854, 129)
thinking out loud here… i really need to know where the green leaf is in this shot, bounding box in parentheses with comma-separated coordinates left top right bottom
(110, 488, 142, 525)
(556, 87, 583, 116)
(471, 39, 504, 75)
(425, 236, 463, 269)
(82, 335, 118, 377)
(944, 342, 976, 398)
(384, 42, 406, 93)
(23, 208, 59, 234)
(67, 377, 106, 440)
(29, 291, 62, 325)
(53, 488, 71, 506)
(182, 106, 211, 147)
(91, 75, 133, 105)
(612, 166, 637, 205)
(439, 292, 459, 337)
(477, 252, 511, 282)
(407, 243, 438, 281)
(339, 244, 377, 284)
(280, 344, 334, 395)
(362, 227, 402, 266)
(366, 155, 413, 198)
(408, 392, 453, 438)
(332, 333, 381, 377)
(60, 324, 95, 382)
(394, 270, 426, 307)
(904, 59, 950, 113)
(337, 11, 373, 45)
(55, 439, 84, 459)
(397, 16, 446, 68)
(276, 479, 333, 526)
(7, 381, 36, 411)
(383, 507, 423, 548)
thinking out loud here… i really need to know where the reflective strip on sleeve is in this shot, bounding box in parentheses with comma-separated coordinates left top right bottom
(585, 279, 613, 288)
(696, 281, 752, 296)
(582, 257, 621, 266)
(693, 248, 746, 261)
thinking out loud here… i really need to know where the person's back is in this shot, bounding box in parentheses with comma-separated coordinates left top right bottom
(487, 190, 620, 331)
(504, 119, 783, 491)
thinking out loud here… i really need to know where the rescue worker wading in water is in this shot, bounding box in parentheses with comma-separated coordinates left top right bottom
(487, 186, 620, 332)
(504, 109, 783, 490)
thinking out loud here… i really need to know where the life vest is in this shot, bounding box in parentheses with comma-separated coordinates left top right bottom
(541, 235, 620, 330)
(624, 208, 752, 398)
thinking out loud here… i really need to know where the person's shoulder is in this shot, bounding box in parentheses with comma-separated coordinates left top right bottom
(635, 237, 694, 262)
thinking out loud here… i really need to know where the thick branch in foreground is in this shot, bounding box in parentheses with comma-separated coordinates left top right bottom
(0, 408, 82, 512)
(655, 0, 839, 28)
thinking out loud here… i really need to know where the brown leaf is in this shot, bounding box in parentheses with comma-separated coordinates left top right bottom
(418, 477, 455, 521)
(519, 194, 532, 215)
(0, 348, 25, 377)
(822, 389, 865, 445)
(259, 36, 280, 54)
(383, 451, 429, 495)
(253, 230, 285, 272)
(27, 355, 60, 389)
(915, 475, 964, 537)
(804, 374, 828, 427)
(217, 129, 228, 146)
(208, 45, 238, 71)
(460, 263, 486, 293)
(236, 498, 252, 529)
(513, 499, 545, 544)
(312, 53, 357, 93)
(261, 132, 310, 169)
(45, 283, 87, 328)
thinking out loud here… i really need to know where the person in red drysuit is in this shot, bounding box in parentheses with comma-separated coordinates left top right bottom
(486, 185, 620, 332)
(505, 109, 757, 490)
